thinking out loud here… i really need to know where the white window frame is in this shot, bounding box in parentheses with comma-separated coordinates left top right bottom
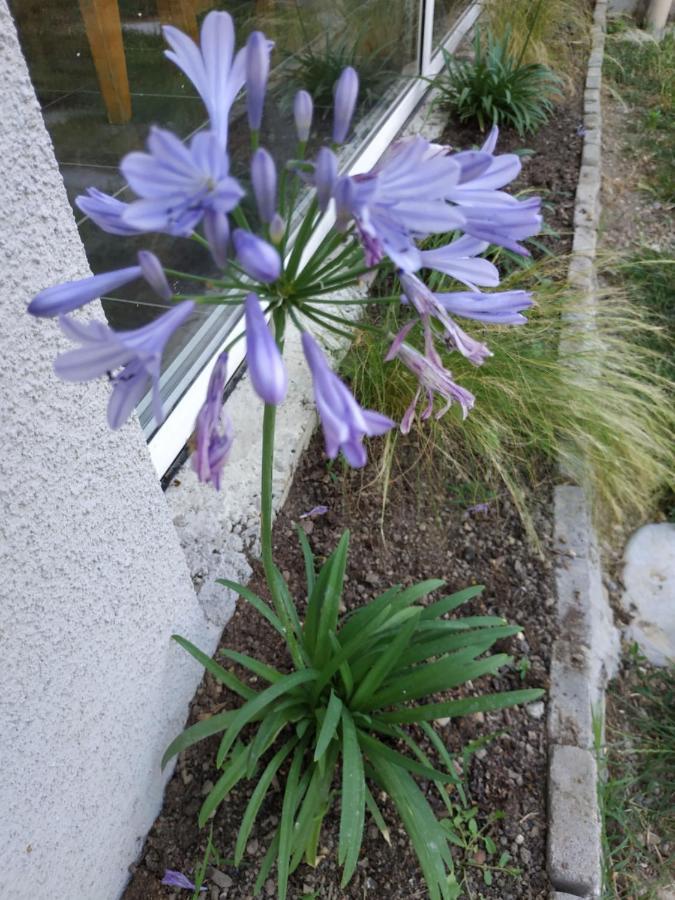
(146, 0, 481, 478)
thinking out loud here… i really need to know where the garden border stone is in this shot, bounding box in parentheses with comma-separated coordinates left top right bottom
(547, 1, 620, 896)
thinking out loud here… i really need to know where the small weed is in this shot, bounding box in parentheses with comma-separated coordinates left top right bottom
(516, 657, 531, 681)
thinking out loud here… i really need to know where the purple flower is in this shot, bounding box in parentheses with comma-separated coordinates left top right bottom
(137, 251, 172, 301)
(400, 272, 492, 366)
(163, 11, 246, 148)
(54, 301, 194, 429)
(434, 289, 533, 325)
(419, 235, 499, 291)
(232, 230, 281, 283)
(314, 147, 338, 212)
(251, 148, 277, 223)
(191, 351, 233, 490)
(120, 128, 244, 235)
(161, 869, 205, 891)
(28, 251, 172, 318)
(385, 336, 475, 432)
(244, 293, 287, 404)
(300, 505, 329, 518)
(332, 137, 466, 270)
(333, 67, 359, 144)
(204, 209, 230, 268)
(459, 196, 542, 257)
(302, 331, 394, 467)
(293, 90, 313, 142)
(75, 188, 146, 236)
(246, 31, 271, 131)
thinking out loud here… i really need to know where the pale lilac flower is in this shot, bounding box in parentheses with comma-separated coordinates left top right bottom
(302, 332, 393, 467)
(29, 251, 171, 318)
(204, 209, 230, 268)
(419, 235, 499, 291)
(232, 230, 281, 283)
(314, 147, 338, 212)
(293, 90, 313, 142)
(244, 293, 287, 404)
(246, 31, 271, 131)
(385, 337, 475, 431)
(163, 11, 246, 148)
(434, 289, 533, 324)
(137, 251, 172, 301)
(120, 128, 244, 235)
(400, 272, 492, 366)
(161, 869, 205, 891)
(251, 148, 277, 223)
(191, 351, 233, 490)
(333, 67, 359, 144)
(75, 188, 146, 236)
(54, 301, 194, 429)
(459, 196, 542, 256)
(300, 505, 329, 518)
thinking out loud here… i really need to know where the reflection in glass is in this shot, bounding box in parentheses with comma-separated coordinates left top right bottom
(10, 0, 421, 438)
(432, 0, 472, 46)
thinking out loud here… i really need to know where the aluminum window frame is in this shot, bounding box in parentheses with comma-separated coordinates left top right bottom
(146, 0, 481, 478)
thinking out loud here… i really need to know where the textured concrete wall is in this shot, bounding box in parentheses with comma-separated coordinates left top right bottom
(0, 4, 219, 897)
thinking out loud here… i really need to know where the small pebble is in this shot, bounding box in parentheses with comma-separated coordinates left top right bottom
(526, 701, 545, 720)
(246, 839, 259, 856)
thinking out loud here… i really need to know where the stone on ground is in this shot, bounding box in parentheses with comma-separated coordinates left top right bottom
(621, 523, 675, 666)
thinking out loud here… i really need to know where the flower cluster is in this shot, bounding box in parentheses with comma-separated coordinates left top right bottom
(27, 10, 541, 488)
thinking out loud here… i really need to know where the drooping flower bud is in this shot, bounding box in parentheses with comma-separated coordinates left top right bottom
(244, 293, 287, 405)
(293, 90, 313, 142)
(203, 209, 230, 269)
(251, 147, 277, 223)
(246, 31, 270, 131)
(333, 67, 359, 144)
(28, 266, 141, 318)
(138, 250, 172, 300)
(269, 213, 285, 245)
(314, 147, 338, 212)
(232, 230, 281, 283)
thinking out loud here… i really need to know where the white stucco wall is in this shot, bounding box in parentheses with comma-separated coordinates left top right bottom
(0, 4, 221, 897)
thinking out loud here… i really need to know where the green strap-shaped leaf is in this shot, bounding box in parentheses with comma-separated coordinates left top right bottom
(415, 615, 506, 635)
(314, 691, 343, 762)
(246, 699, 305, 778)
(364, 785, 390, 845)
(295, 525, 316, 596)
(379, 688, 545, 724)
(338, 585, 402, 645)
(339, 709, 365, 887)
(313, 531, 350, 664)
(235, 737, 298, 865)
(198, 741, 249, 827)
(254, 829, 280, 896)
(216, 579, 284, 636)
(216, 669, 317, 768)
(278, 741, 308, 900)
(172, 635, 255, 700)
(398, 625, 520, 668)
(219, 648, 283, 684)
(161, 710, 234, 770)
(357, 731, 458, 784)
(419, 585, 485, 620)
(350, 609, 422, 709)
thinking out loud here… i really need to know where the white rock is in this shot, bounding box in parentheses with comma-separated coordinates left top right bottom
(526, 701, 545, 720)
(621, 523, 675, 666)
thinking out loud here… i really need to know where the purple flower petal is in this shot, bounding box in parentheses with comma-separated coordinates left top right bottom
(28, 266, 142, 318)
(137, 251, 172, 301)
(233, 230, 281, 283)
(191, 351, 234, 490)
(246, 30, 271, 131)
(299, 505, 329, 518)
(244, 293, 287, 404)
(161, 869, 202, 891)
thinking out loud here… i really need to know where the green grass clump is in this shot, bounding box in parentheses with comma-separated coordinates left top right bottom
(604, 31, 675, 204)
(596, 647, 675, 899)
(342, 253, 675, 537)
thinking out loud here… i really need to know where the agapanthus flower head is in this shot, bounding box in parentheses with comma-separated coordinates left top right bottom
(28, 251, 172, 318)
(385, 335, 475, 432)
(232, 230, 281, 283)
(333, 67, 359, 144)
(54, 301, 194, 429)
(246, 30, 271, 131)
(163, 11, 246, 148)
(191, 350, 233, 490)
(120, 127, 244, 235)
(244, 293, 287, 404)
(293, 90, 313, 142)
(251, 148, 277, 223)
(302, 331, 393, 467)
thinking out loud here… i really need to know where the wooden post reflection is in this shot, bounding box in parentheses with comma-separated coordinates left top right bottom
(78, 0, 132, 124)
(156, 0, 199, 40)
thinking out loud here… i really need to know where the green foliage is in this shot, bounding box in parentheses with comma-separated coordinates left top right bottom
(604, 30, 675, 204)
(165, 531, 540, 899)
(596, 646, 675, 898)
(435, 28, 561, 135)
(343, 251, 675, 537)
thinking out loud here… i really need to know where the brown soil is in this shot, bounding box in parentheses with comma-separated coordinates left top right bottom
(124, 76, 585, 900)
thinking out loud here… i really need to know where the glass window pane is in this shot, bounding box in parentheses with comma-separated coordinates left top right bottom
(432, 0, 472, 47)
(10, 0, 420, 441)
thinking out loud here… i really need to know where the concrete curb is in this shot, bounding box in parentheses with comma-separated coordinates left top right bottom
(547, 2, 619, 897)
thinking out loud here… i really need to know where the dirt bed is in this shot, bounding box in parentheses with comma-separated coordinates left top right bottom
(124, 78, 586, 900)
